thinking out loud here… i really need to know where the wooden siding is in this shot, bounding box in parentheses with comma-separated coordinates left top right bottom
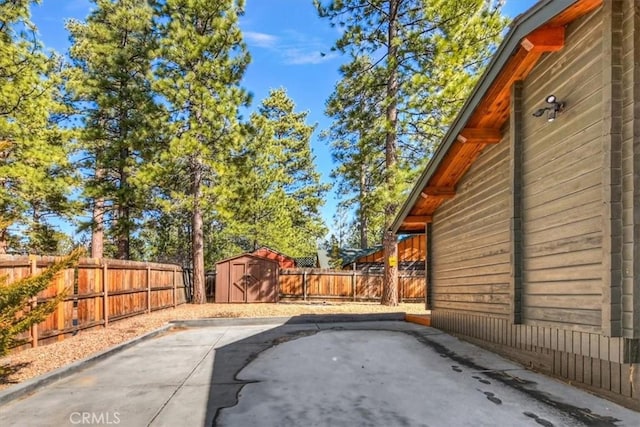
(621, 0, 640, 338)
(432, 311, 640, 408)
(520, 9, 604, 332)
(431, 131, 511, 317)
(355, 234, 426, 264)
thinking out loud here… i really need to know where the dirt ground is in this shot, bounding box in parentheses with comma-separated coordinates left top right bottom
(0, 302, 427, 390)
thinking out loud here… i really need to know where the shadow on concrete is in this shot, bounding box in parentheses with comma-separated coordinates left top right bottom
(204, 313, 406, 427)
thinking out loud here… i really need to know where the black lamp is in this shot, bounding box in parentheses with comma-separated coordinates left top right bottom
(532, 94, 565, 122)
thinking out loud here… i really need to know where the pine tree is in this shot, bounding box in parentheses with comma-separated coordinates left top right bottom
(257, 89, 328, 252)
(0, 0, 77, 255)
(223, 89, 328, 257)
(324, 56, 386, 249)
(316, 0, 507, 305)
(0, 248, 82, 358)
(149, 0, 250, 303)
(66, 0, 162, 260)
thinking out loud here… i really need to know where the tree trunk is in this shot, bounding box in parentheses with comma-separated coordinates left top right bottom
(381, 0, 399, 306)
(116, 205, 130, 259)
(0, 228, 8, 254)
(359, 162, 368, 249)
(91, 197, 104, 258)
(116, 145, 130, 260)
(191, 159, 206, 304)
(382, 229, 398, 305)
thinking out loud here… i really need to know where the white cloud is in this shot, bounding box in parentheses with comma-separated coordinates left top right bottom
(244, 31, 278, 48)
(245, 29, 336, 65)
(282, 48, 337, 65)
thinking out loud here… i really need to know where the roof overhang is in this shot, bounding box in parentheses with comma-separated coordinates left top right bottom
(392, 0, 602, 234)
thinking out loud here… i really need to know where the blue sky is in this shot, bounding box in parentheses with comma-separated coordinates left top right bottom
(30, 0, 536, 236)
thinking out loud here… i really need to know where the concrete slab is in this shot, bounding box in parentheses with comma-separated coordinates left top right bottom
(0, 319, 638, 427)
(218, 329, 639, 427)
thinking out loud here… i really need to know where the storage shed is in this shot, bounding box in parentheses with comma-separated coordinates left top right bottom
(215, 254, 279, 303)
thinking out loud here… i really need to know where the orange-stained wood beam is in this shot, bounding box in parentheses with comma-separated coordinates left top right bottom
(421, 186, 456, 199)
(547, 0, 602, 27)
(456, 128, 502, 144)
(469, 47, 543, 128)
(404, 215, 432, 224)
(521, 26, 565, 52)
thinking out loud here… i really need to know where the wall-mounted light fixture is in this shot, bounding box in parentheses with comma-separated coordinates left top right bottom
(532, 95, 565, 122)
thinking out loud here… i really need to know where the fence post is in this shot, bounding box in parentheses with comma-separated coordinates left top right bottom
(173, 268, 177, 308)
(103, 261, 109, 327)
(147, 266, 151, 313)
(302, 271, 307, 301)
(94, 260, 101, 328)
(352, 269, 357, 302)
(29, 256, 38, 348)
(57, 266, 66, 341)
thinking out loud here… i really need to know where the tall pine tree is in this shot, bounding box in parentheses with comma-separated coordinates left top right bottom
(258, 89, 328, 248)
(66, 0, 162, 260)
(149, 0, 250, 303)
(324, 56, 386, 249)
(224, 89, 328, 256)
(316, 0, 507, 304)
(0, 0, 76, 254)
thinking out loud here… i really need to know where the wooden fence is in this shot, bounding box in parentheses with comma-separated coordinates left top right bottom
(0, 255, 187, 351)
(279, 269, 425, 302)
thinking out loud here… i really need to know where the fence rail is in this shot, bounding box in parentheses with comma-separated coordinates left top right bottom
(279, 269, 425, 302)
(0, 255, 187, 351)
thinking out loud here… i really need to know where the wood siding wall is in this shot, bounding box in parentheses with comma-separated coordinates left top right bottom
(431, 131, 511, 317)
(430, 4, 640, 406)
(621, 0, 640, 338)
(357, 234, 426, 263)
(432, 311, 639, 406)
(520, 9, 605, 332)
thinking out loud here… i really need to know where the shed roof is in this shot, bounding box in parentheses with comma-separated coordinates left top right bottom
(392, 0, 602, 234)
(215, 252, 280, 266)
(252, 246, 295, 261)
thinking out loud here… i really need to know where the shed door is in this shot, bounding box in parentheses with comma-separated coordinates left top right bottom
(230, 263, 246, 302)
(246, 262, 262, 302)
(261, 263, 277, 302)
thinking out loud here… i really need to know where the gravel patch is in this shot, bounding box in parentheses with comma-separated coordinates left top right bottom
(0, 302, 427, 390)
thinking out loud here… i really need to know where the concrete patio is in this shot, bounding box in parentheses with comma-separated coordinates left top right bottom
(0, 316, 638, 426)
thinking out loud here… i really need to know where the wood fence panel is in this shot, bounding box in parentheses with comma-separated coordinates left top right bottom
(400, 275, 425, 299)
(0, 255, 187, 354)
(76, 262, 103, 331)
(279, 269, 424, 301)
(279, 271, 303, 295)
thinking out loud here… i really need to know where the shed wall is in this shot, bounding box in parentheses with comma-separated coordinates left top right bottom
(215, 255, 279, 303)
(520, 8, 604, 331)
